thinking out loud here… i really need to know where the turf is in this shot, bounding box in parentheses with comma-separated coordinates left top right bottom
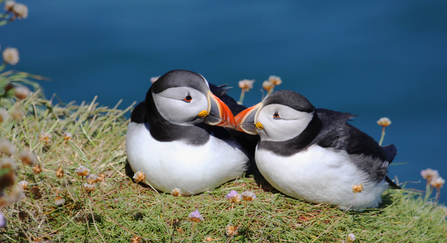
(1, 93, 446, 242)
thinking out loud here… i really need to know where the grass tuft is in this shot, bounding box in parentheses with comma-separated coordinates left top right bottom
(1, 93, 446, 242)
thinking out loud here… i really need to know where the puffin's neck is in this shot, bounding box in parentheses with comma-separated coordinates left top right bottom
(145, 89, 210, 145)
(257, 111, 322, 157)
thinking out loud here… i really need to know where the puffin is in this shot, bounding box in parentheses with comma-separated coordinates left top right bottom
(234, 90, 399, 210)
(126, 70, 250, 195)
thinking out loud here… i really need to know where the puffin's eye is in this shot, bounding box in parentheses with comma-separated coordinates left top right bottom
(273, 111, 281, 119)
(183, 94, 192, 103)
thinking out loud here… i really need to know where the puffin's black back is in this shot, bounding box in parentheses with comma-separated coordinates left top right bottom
(315, 108, 396, 163)
(314, 108, 399, 188)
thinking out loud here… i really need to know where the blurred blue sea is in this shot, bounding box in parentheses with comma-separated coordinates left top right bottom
(2, 1, 447, 203)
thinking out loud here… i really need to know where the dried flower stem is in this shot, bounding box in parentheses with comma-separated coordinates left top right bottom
(436, 187, 441, 202)
(379, 126, 386, 146)
(144, 179, 160, 196)
(190, 222, 196, 243)
(424, 183, 433, 202)
(89, 199, 106, 243)
(238, 89, 246, 105)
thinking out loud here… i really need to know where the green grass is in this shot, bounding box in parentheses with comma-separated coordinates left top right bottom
(1, 92, 446, 242)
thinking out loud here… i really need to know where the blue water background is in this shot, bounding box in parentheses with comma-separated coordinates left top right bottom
(2, 1, 447, 203)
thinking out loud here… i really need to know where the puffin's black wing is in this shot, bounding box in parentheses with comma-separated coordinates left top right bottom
(130, 101, 147, 123)
(315, 109, 392, 162)
(315, 109, 399, 188)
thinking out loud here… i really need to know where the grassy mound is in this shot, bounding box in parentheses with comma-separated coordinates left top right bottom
(1, 93, 446, 242)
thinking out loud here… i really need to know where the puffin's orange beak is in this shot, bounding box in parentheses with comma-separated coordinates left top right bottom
(202, 91, 236, 129)
(234, 102, 263, 135)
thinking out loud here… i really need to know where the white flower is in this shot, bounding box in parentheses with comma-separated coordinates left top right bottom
(0, 157, 17, 170)
(268, 75, 282, 86)
(262, 80, 274, 92)
(0, 138, 16, 155)
(2, 47, 19, 65)
(86, 174, 98, 184)
(18, 150, 37, 166)
(12, 3, 28, 19)
(171, 188, 182, 197)
(83, 183, 96, 192)
(430, 177, 445, 189)
(346, 233, 356, 243)
(4, 1, 15, 11)
(421, 168, 439, 184)
(75, 166, 90, 177)
(238, 79, 255, 91)
(377, 117, 391, 127)
(18, 180, 29, 190)
(0, 108, 10, 124)
(14, 86, 29, 100)
(241, 191, 256, 201)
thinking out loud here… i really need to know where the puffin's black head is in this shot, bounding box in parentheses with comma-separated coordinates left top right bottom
(263, 90, 315, 113)
(145, 70, 236, 128)
(151, 70, 209, 95)
(235, 90, 317, 142)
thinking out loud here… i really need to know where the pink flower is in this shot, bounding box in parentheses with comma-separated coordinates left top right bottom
(188, 210, 204, 222)
(225, 190, 241, 203)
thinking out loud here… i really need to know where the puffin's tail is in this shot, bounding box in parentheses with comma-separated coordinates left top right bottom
(385, 175, 401, 189)
(381, 144, 397, 163)
(382, 144, 400, 189)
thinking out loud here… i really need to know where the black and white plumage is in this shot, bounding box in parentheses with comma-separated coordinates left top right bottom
(126, 70, 250, 195)
(235, 90, 399, 210)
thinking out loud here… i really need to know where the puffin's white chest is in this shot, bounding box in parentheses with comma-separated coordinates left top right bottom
(126, 122, 248, 195)
(255, 144, 388, 210)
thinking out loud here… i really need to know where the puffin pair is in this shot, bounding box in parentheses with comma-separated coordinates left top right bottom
(126, 70, 398, 210)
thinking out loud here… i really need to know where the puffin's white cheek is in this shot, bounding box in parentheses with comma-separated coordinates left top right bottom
(153, 92, 208, 126)
(257, 116, 314, 142)
(262, 120, 292, 141)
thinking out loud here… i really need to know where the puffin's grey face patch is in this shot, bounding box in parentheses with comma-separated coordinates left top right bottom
(257, 104, 314, 142)
(152, 87, 208, 126)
